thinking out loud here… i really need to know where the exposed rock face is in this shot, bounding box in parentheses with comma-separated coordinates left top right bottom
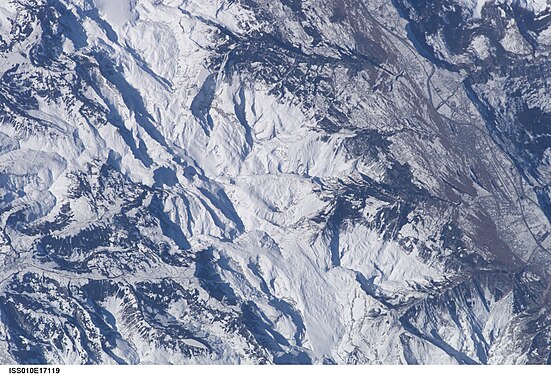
(0, 0, 549, 364)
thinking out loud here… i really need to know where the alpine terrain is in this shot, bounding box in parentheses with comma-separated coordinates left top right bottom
(0, 0, 550, 364)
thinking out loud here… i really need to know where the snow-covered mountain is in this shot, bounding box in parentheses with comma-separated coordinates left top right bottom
(0, 0, 550, 364)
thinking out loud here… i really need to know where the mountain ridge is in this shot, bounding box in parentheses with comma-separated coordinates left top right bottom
(0, 0, 550, 364)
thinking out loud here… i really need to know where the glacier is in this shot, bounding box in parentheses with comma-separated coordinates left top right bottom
(0, 0, 550, 364)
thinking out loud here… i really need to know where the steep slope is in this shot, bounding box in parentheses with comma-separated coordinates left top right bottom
(0, 0, 549, 364)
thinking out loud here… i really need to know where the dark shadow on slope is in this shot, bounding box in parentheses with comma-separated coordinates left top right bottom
(54, 1, 88, 49)
(0, 297, 47, 364)
(197, 187, 245, 234)
(241, 303, 282, 347)
(399, 312, 478, 364)
(73, 56, 153, 167)
(247, 262, 306, 346)
(94, 51, 171, 154)
(194, 248, 238, 305)
(149, 195, 191, 251)
(233, 85, 253, 155)
(190, 74, 217, 135)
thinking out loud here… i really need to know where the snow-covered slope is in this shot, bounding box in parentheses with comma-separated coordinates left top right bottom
(0, 0, 550, 364)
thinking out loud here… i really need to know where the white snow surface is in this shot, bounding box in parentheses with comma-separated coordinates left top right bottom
(92, 0, 136, 28)
(455, 0, 550, 17)
(0, 0, 549, 365)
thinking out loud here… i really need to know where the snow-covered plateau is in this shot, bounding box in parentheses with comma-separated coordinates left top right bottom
(0, 0, 550, 364)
